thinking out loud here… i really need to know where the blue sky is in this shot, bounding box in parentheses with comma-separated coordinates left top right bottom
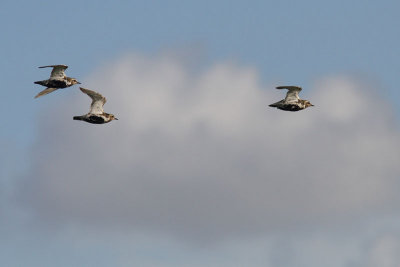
(2, 0, 400, 144)
(1, 1, 400, 266)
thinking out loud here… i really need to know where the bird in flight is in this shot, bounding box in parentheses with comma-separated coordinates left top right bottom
(34, 65, 80, 98)
(269, 86, 314, 111)
(73, 87, 118, 124)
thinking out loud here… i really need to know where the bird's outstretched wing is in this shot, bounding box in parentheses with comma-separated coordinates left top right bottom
(34, 87, 59, 98)
(39, 65, 68, 80)
(80, 87, 106, 114)
(276, 86, 302, 103)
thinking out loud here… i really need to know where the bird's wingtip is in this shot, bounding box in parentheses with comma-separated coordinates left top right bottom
(38, 64, 68, 69)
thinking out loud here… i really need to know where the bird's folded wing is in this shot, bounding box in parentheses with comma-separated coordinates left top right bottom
(80, 87, 106, 114)
(39, 65, 68, 80)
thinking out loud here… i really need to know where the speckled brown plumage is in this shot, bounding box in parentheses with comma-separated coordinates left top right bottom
(34, 65, 80, 98)
(73, 87, 118, 124)
(269, 86, 314, 112)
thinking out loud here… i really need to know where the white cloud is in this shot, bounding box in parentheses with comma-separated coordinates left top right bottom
(19, 54, 400, 243)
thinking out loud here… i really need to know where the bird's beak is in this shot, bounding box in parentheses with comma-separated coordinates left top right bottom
(114, 117, 118, 120)
(77, 82, 81, 84)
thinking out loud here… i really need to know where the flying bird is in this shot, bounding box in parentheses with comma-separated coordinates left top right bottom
(73, 87, 118, 124)
(34, 65, 80, 98)
(269, 86, 314, 111)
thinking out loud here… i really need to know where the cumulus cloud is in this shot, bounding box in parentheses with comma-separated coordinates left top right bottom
(367, 234, 400, 267)
(19, 53, 400, 242)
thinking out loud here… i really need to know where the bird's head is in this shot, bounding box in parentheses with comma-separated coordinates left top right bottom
(305, 101, 314, 108)
(68, 78, 81, 85)
(110, 114, 118, 121)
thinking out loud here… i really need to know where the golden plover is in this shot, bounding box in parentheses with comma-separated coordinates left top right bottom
(34, 65, 80, 98)
(269, 86, 314, 111)
(73, 87, 118, 124)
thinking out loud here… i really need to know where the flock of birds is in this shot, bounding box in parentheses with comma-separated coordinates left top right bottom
(34, 65, 313, 124)
(34, 65, 117, 124)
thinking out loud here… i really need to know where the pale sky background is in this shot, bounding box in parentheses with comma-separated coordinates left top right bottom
(1, 1, 400, 266)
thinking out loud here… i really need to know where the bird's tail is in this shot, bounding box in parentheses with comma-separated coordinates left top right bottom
(269, 101, 280, 107)
(73, 116, 84, 121)
(34, 80, 47, 86)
